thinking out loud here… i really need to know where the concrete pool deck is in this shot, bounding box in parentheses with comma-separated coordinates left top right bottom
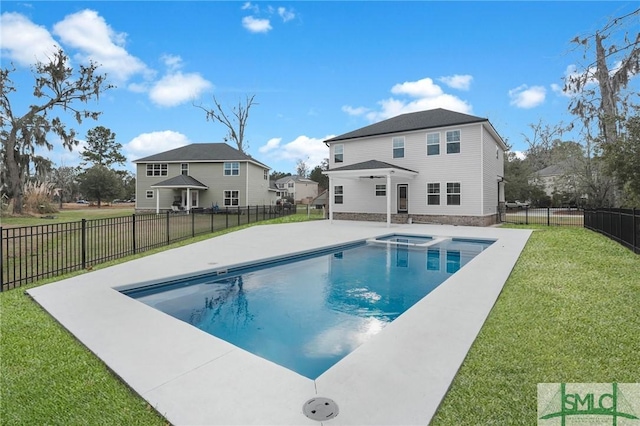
(28, 220, 532, 425)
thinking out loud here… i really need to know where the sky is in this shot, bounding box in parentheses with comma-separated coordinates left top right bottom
(1, 1, 639, 175)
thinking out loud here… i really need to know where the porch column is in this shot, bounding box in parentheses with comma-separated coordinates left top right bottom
(186, 188, 191, 212)
(386, 173, 391, 228)
(155, 188, 160, 214)
(328, 176, 333, 224)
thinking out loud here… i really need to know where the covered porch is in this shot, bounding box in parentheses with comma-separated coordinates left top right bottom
(323, 160, 418, 227)
(150, 175, 209, 213)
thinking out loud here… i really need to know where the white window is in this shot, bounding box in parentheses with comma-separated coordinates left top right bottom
(146, 164, 168, 177)
(334, 144, 344, 163)
(288, 182, 294, 188)
(446, 130, 461, 154)
(145, 190, 154, 199)
(181, 163, 189, 176)
(393, 137, 405, 158)
(427, 133, 440, 156)
(427, 183, 440, 205)
(375, 184, 386, 196)
(264, 170, 268, 180)
(334, 186, 343, 204)
(447, 182, 461, 205)
(223, 190, 239, 206)
(224, 162, 240, 176)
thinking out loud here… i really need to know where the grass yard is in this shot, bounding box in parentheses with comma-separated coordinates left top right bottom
(431, 225, 640, 424)
(1, 223, 638, 424)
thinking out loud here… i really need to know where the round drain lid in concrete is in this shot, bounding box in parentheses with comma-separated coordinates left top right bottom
(303, 397, 339, 421)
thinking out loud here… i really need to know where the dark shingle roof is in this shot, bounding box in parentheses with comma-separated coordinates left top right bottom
(325, 108, 488, 143)
(150, 175, 208, 188)
(134, 143, 268, 168)
(327, 160, 418, 173)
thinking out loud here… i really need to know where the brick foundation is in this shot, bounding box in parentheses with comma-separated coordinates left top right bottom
(332, 212, 499, 227)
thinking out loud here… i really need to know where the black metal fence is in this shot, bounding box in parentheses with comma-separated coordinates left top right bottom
(584, 208, 639, 254)
(1, 205, 294, 292)
(499, 206, 585, 227)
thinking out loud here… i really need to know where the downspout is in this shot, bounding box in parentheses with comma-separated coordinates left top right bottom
(328, 176, 333, 224)
(245, 162, 250, 206)
(386, 173, 391, 228)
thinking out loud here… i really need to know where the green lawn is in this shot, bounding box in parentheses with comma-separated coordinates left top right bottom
(431, 226, 639, 425)
(1, 224, 638, 425)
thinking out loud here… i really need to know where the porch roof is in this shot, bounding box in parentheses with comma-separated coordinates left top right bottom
(323, 160, 418, 179)
(150, 175, 209, 189)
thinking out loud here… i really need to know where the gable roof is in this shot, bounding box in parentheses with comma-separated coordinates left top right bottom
(134, 143, 269, 169)
(275, 174, 318, 185)
(150, 175, 208, 189)
(324, 108, 491, 143)
(326, 160, 418, 174)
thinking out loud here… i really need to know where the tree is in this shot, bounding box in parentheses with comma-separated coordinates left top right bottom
(81, 126, 126, 168)
(270, 171, 291, 182)
(295, 157, 310, 178)
(309, 158, 329, 190)
(565, 8, 640, 204)
(115, 170, 136, 200)
(566, 8, 640, 150)
(504, 152, 534, 203)
(51, 166, 80, 207)
(194, 95, 256, 153)
(78, 165, 122, 207)
(1, 48, 111, 214)
(602, 115, 640, 205)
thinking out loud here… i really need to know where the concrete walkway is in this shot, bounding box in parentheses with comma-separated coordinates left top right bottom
(28, 220, 531, 425)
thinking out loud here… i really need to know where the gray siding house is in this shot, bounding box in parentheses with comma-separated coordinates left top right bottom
(323, 108, 508, 226)
(274, 175, 319, 204)
(134, 143, 277, 213)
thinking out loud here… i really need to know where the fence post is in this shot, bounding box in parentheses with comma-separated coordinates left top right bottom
(132, 214, 137, 255)
(547, 207, 550, 226)
(225, 209, 229, 229)
(634, 208, 638, 254)
(210, 210, 214, 233)
(166, 211, 170, 246)
(191, 210, 195, 238)
(81, 219, 87, 269)
(237, 206, 241, 226)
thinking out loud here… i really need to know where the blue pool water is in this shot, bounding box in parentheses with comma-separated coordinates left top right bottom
(123, 235, 493, 379)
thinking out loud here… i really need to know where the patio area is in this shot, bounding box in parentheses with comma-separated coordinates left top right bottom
(27, 220, 531, 425)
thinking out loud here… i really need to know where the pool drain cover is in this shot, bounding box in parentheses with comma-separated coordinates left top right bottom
(303, 397, 339, 421)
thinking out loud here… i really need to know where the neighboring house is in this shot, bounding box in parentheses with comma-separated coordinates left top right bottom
(323, 108, 507, 226)
(134, 143, 277, 213)
(274, 175, 319, 204)
(532, 163, 566, 196)
(312, 189, 328, 209)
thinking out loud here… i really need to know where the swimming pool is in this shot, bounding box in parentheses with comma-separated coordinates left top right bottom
(123, 234, 493, 379)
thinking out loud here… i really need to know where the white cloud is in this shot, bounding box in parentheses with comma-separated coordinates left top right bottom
(508, 84, 546, 108)
(259, 137, 282, 153)
(258, 135, 332, 168)
(438, 74, 473, 91)
(52, 9, 148, 83)
(241, 2, 259, 13)
(0, 12, 61, 66)
(161, 54, 183, 72)
(391, 77, 443, 98)
(126, 130, 191, 160)
(242, 16, 272, 33)
(342, 105, 370, 116)
(278, 7, 295, 22)
(149, 71, 213, 107)
(343, 76, 473, 123)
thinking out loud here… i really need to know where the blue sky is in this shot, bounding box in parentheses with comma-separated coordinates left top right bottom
(1, 1, 639, 175)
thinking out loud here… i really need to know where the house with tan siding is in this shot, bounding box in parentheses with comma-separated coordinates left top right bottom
(274, 175, 319, 204)
(323, 109, 507, 226)
(133, 143, 276, 213)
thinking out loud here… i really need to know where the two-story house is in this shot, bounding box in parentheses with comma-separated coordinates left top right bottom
(323, 108, 507, 226)
(274, 175, 319, 204)
(134, 143, 277, 213)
